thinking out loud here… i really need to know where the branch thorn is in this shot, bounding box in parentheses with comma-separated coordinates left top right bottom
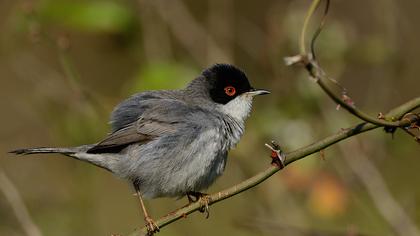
(320, 149, 326, 160)
(265, 141, 286, 168)
(284, 55, 306, 66)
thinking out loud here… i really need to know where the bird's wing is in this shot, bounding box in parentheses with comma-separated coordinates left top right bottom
(109, 91, 180, 132)
(87, 99, 199, 154)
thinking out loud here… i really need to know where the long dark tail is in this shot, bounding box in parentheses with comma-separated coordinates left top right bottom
(9, 145, 116, 172)
(9, 147, 78, 156)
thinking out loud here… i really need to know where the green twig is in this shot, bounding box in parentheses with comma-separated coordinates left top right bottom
(295, 0, 417, 128)
(300, 0, 322, 55)
(310, 63, 420, 128)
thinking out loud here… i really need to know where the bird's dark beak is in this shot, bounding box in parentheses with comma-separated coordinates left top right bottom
(247, 88, 270, 96)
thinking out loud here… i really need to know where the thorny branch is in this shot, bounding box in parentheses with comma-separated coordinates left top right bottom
(129, 0, 420, 235)
(287, 0, 418, 129)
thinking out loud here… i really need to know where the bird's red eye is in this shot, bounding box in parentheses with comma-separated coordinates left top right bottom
(224, 86, 236, 96)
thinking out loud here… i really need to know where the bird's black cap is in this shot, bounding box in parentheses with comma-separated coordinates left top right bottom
(203, 64, 254, 105)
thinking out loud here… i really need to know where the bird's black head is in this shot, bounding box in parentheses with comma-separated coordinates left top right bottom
(202, 64, 254, 105)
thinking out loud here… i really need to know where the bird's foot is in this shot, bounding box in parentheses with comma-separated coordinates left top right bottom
(199, 195, 210, 219)
(187, 191, 210, 218)
(187, 193, 197, 204)
(144, 216, 159, 235)
(187, 191, 206, 203)
(265, 140, 286, 169)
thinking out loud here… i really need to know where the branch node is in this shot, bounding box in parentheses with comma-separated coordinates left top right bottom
(265, 141, 286, 168)
(341, 94, 355, 108)
(384, 126, 397, 135)
(402, 113, 420, 128)
(284, 54, 306, 66)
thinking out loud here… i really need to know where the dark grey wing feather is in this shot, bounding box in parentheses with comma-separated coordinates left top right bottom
(86, 124, 149, 153)
(110, 91, 180, 132)
(87, 98, 190, 154)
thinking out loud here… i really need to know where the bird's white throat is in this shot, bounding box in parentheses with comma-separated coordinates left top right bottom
(218, 94, 253, 122)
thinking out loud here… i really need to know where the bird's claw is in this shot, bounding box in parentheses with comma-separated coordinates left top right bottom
(199, 195, 210, 219)
(265, 140, 286, 168)
(187, 192, 210, 218)
(144, 216, 159, 235)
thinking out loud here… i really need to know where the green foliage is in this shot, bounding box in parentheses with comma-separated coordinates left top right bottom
(125, 63, 197, 93)
(38, 0, 135, 33)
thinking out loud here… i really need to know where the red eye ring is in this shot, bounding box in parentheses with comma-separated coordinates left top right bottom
(224, 86, 236, 96)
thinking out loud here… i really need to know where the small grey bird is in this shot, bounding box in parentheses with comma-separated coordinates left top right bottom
(11, 63, 269, 234)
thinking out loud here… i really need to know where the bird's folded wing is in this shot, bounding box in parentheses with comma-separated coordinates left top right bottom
(87, 99, 191, 154)
(86, 118, 178, 153)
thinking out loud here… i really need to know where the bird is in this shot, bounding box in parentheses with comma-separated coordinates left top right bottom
(10, 63, 269, 234)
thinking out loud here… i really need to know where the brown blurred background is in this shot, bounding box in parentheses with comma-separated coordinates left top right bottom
(1, 0, 419, 235)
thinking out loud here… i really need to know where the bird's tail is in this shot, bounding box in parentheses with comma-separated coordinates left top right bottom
(9, 147, 78, 156)
(8, 145, 116, 172)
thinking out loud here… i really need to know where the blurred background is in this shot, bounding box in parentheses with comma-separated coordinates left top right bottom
(1, 0, 419, 235)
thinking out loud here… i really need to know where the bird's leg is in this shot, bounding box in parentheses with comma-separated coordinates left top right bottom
(265, 140, 286, 168)
(187, 192, 196, 204)
(134, 184, 159, 235)
(187, 191, 210, 218)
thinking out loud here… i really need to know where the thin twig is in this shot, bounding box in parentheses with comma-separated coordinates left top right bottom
(299, 0, 322, 55)
(58, 51, 109, 115)
(310, 0, 330, 61)
(293, 0, 420, 128)
(315, 77, 417, 127)
(150, 0, 230, 66)
(0, 170, 43, 236)
(138, 0, 173, 63)
(236, 218, 369, 236)
(128, 97, 420, 236)
(401, 127, 420, 143)
(340, 139, 420, 235)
